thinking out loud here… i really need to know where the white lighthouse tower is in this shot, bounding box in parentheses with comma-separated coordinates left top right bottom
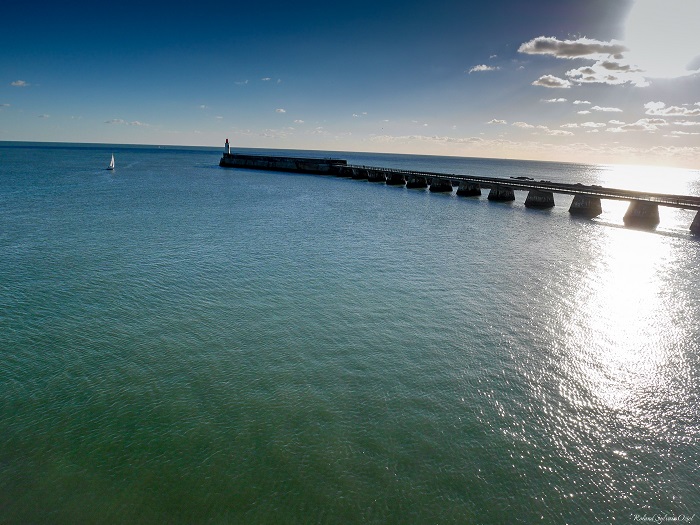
(225, 138, 231, 155)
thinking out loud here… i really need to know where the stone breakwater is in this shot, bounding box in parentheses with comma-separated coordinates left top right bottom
(219, 153, 346, 175)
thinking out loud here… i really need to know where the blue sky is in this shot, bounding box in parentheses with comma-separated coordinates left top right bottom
(2, 0, 700, 168)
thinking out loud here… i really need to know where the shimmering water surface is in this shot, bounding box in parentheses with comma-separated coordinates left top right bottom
(1, 143, 699, 523)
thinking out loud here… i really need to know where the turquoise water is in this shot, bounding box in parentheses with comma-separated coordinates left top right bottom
(1, 143, 699, 523)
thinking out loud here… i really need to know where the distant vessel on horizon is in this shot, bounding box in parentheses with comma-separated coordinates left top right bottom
(107, 154, 115, 171)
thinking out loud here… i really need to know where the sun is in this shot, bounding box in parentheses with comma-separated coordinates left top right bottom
(623, 0, 700, 78)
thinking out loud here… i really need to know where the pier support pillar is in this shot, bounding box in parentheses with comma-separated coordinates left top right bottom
(335, 166, 353, 177)
(487, 185, 515, 202)
(456, 181, 481, 197)
(690, 211, 700, 235)
(367, 169, 386, 183)
(406, 176, 428, 189)
(386, 172, 406, 186)
(429, 177, 453, 192)
(569, 194, 602, 217)
(525, 189, 555, 209)
(351, 168, 368, 180)
(623, 201, 660, 228)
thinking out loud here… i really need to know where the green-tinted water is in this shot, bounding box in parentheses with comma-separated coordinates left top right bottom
(1, 143, 699, 523)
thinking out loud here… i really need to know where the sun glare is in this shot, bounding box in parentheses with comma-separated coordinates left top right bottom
(624, 0, 700, 78)
(564, 229, 676, 413)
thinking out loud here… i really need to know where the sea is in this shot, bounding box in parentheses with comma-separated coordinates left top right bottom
(1, 141, 699, 524)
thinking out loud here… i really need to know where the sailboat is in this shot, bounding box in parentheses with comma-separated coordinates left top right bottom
(107, 153, 115, 170)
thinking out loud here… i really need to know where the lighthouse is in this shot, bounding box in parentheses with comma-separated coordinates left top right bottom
(225, 138, 230, 155)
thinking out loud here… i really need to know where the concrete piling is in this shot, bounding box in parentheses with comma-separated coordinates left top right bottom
(456, 181, 481, 197)
(623, 201, 660, 228)
(406, 175, 428, 189)
(429, 177, 453, 192)
(367, 169, 386, 182)
(690, 211, 700, 235)
(488, 185, 515, 202)
(569, 194, 603, 217)
(351, 168, 369, 180)
(386, 172, 406, 186)
(525, 189, 555, 209)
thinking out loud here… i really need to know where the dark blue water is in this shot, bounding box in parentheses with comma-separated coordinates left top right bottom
(1, 142, 699, 523)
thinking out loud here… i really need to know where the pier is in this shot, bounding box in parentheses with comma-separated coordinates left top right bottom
(219, 147, 700, 234)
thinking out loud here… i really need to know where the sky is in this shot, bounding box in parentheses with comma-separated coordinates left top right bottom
(2, 0, 700, 168)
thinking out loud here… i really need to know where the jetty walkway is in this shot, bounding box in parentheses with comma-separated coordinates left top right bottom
(218, 149, 700, 234)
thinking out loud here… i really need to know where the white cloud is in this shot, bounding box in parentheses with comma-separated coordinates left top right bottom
(11, 80, 29, 87)
(573, 100, 591, 105)
(673, 120, 700, 127)
(0, 103, 9, 108)
(199, 105, 208, 109)
(670, 130, 700, 136)
(261, 128, 292, 139)
(487, 119, 507, 125)
(512, 121, 535, 128)
(520, 24, 700, 88)
(275, 108, 286, 113)
(591, 105, 622, 112)
(535, 125, 574, 136)
(577, 110, 591, 115)
(104, 119, 148, 126)
(369, 134, 487, 146)
(468, 64, 500, 73)
(532, 75, 571, 88)
(294, 119, 304, 124)
(38, 114, 49, 118)
(518, 36, 627, 59)
(606, 118, 668, 133)
(517, 36, 649, 87)
(565, 62, 649, 87)
(261, 77, 271, 81)
(562, 122, 609, 130)
(235, 80, 249, 85)
(542, 98, 567, 103)
(644, 101, 700, 117)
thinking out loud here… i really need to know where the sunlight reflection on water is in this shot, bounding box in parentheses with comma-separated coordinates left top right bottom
(571, 228, 675, 411)
(556, 223, 697, 448)
(527, 221, 699, 510)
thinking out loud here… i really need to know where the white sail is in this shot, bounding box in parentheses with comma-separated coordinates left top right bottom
(107, 154, 115, 170)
